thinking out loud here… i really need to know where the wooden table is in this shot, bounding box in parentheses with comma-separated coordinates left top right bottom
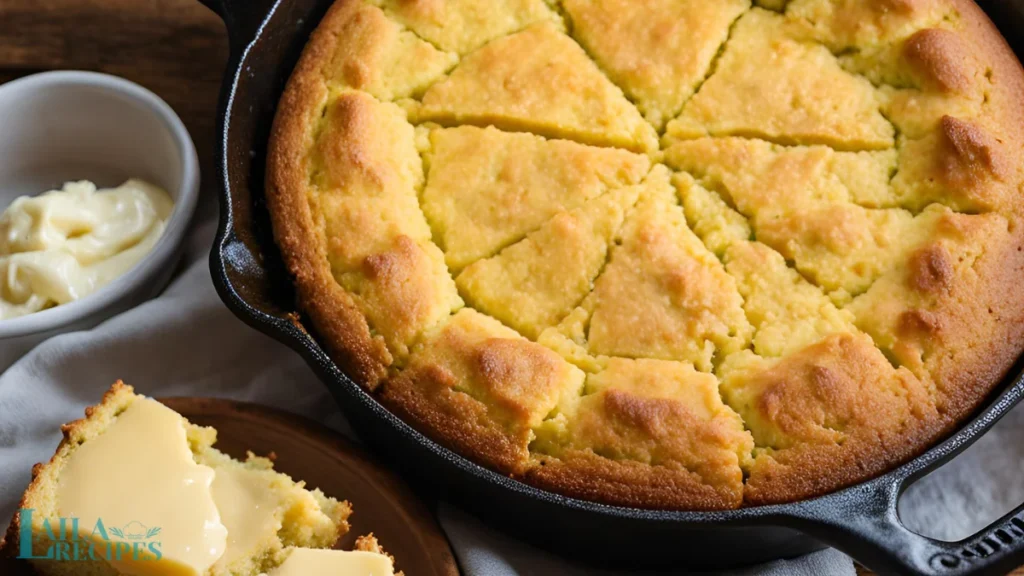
(0, 0, 229, 213)
(2, 1, 1023, 575)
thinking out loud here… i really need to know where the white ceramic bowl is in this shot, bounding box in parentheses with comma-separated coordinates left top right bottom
(0, 71, 199, 371)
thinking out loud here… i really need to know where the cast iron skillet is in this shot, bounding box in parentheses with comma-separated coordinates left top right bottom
(200, 0, 1024, 572)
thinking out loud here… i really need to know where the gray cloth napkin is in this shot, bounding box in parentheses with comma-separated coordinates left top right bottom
(0, 218, 1015, 574)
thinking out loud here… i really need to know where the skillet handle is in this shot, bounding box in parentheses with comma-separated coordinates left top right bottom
(197, 0, 278, 50)
(788, 476, 1024, 575)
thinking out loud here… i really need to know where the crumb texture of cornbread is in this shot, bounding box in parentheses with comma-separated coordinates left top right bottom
(0, 382, 351, 576)
(266, 0, 1024, 509)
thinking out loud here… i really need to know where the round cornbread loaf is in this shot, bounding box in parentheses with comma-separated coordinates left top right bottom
(266, 0, 1024, 509)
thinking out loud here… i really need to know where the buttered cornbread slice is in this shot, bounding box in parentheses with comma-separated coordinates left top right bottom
(561, 0, 749, 129)
(268, 0, 1024, 510)
(414, 22, 658, 153)
(1, 382, 349, 575)
(530, 358, 753, 509)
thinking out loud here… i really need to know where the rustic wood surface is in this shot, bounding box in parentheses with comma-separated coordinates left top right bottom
(2, 1, 1023, 575)
(0, 0, 229, 219)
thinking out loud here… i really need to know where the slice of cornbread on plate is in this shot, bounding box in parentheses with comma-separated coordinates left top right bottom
(0, 382, 350, 576)
(414, 22, 658, 154)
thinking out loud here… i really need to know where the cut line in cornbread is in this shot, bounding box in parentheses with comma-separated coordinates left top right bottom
(319, 1, 457, 100)
(539, 167, 752, 373)
(420, 125, 650, 271)
(367, 0, 561, 54)
(415, 23, 659, 153)
(313, 91, 462, 361)
(719, 333, 940, 505)
(664, 8, 894, 150)
(562, 0, 749, 129)
(380, 308, 585, 476)
(456, 184, 641, 339)
(530, 357, 753, 510)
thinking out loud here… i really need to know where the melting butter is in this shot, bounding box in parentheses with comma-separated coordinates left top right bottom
(0, 179, 174, 320)
(210, 466, 284, 569)
(56, 398, 228, 576)
(267, 548, 395, 576)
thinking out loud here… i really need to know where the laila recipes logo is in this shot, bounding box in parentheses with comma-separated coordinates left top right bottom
(16, 509, 163, 562)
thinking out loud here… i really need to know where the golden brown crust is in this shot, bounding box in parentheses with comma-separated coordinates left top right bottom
(353, 533, 405, 576)
(903, 28, 978, 93)
(732, 334, 942, 505)
(378, 309, 584, 476)
(380, 362, 533, 475)
(266, 0, 396, 387)
(528, 452, 740, 511)
(267, 0, 1024, 510)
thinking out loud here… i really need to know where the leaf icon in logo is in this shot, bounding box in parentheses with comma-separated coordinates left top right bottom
(108, 527, 124, 539)
(146, 527, 161, 539)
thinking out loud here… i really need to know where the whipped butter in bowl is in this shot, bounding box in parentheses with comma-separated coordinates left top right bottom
(0, 180, 174, 320)
(0, 70, 199, 370)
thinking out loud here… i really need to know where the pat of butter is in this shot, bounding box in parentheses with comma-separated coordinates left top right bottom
(57, 398, 228, 576)
(211, 466, 284, 570)
(0, 179, 174, 320)
(267, 548, 396, 576)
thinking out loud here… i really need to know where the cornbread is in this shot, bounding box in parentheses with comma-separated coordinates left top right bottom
(0, 383, 400, 575)
(267, 0, 1024, 508)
